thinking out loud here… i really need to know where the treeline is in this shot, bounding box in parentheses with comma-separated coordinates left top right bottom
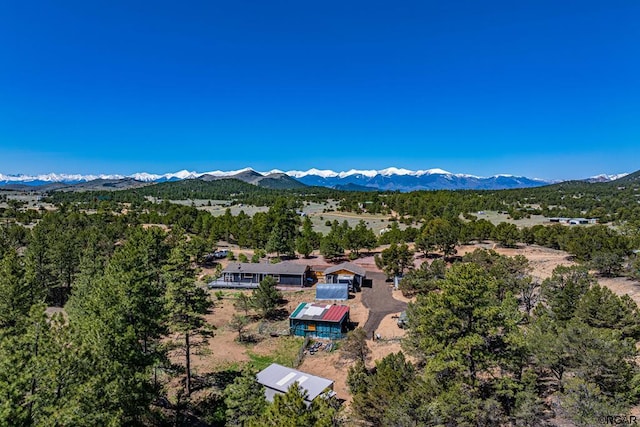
(1, 223, 192, 424)
(44, 178, 348, 207)
(371, 216, 639, 279)
(0, 199, 382, 308)
(369, 181, 640, 223)
(42, 171, 640, 226)
(5, 194, 640, 281)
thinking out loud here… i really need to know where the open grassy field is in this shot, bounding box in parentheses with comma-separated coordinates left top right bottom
(186, 199, 400, 235)
(0, 190, 53, 211)
(301, 201, 399, 235)
(169, 199, 271, 217)
(473, 210, 550, 228)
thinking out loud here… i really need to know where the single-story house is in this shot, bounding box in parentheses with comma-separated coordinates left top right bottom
(256, 363, 334, 404)
(315, 283, 349, 301)
(289, 302, 350, 339)
(324, 262, 366, 291)
(549, 217, 597, 225)
(212, 262, 310, 288)
(569, 218, 590, 225)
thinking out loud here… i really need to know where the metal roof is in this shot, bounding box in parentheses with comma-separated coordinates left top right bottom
(257, 363, 333, 402)
(289, 302, 349, 323)
(324, 262, 366, 277)
(222, 262, 308, 275)
(315, 283, 349, 301)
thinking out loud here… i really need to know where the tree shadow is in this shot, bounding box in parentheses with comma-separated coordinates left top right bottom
(238, 333, 261, 343)
(444, 255, 463, 264)
(192, 368, 242, 392)
(269, 308, 291, 321)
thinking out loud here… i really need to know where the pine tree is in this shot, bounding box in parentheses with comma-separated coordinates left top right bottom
(108, 226, 170, 355)
(229, 314, 250, 342)
(66, 269, 161, 422)
(0, 248, 31, 328)
(295, 235, 313, 259)
(340, 327, 370, 364)
(404, 263, 523, 388)
(574, 284, 640, 339)
(320, 221, 345, 261)
(251, 276, 281, 319)
(350, 352, 416, 424)
(541, 265, 595, 323)
(164, 240, 213, 396)
(233, 292, 252, 316)
(374, 243, 414, 279)
(224, 369, 267, 426)
(344, 220, 377, 258)
(417, 218, 459, 258)
(265, 198, 298, 257)
(258, 383, 313, 427)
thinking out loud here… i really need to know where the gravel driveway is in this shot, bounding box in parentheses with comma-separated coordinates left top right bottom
(360, 271, 407, 335)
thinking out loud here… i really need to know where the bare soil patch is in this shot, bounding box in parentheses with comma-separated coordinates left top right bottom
(457, 242, 640, 305)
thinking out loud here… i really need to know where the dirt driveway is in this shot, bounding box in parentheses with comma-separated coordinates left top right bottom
(360, 271, 407, 335)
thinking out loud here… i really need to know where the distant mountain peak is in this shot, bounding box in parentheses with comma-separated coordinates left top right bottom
(0, 167, 632, 192)
(286, 169, 339, 179)
(585, 173, 630, 183)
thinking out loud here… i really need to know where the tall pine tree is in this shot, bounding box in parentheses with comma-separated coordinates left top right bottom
(164, 240, 213, 396)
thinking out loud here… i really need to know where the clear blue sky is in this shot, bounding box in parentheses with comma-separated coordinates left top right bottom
(1, 0, 638, 180)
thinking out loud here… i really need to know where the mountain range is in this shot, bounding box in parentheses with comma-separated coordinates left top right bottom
(0, 168, 630, 192)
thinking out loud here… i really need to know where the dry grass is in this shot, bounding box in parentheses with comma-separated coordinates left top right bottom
(473, 210, 550, 227)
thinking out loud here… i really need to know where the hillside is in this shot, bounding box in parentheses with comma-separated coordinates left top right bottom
(613, 169, 640, 185)
(201, 170, 307, 189)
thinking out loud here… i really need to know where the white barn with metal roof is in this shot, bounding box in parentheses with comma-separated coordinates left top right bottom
(256, 363, 334, 403)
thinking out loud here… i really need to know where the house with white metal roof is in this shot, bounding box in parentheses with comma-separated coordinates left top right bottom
(256, 363, 334, 404)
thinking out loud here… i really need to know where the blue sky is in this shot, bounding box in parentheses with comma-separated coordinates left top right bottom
(1, 0, 638, 180)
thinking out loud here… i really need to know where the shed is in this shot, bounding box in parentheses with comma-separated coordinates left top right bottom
(315, 283, 349, 301)
(324, 262, 366, 291)
(289, 303, 350, 339)
(256, 363, 334, 404)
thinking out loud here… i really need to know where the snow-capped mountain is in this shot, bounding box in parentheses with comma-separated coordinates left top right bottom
(584, 173, 629, 183)
(0, 168, 629, 192)
(0, 168, 259, 186)
(283, 168, 552, 191)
